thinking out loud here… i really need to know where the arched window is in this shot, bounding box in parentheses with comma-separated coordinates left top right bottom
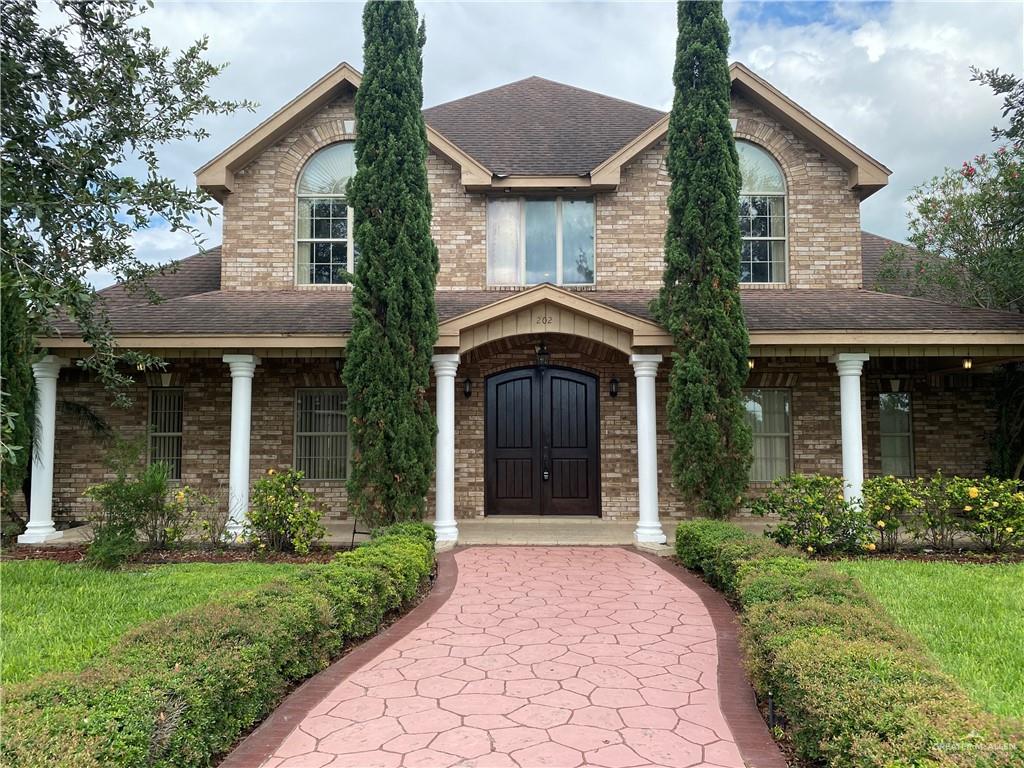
(737, 141, 786, 283)
(296, 142, 356, 285)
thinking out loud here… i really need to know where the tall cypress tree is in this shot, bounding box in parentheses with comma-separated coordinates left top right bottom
(344, 0, 438, 528)
(654, 0, 752, 517)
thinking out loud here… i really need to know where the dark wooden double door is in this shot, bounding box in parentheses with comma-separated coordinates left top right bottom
(485, 366, 600, 516)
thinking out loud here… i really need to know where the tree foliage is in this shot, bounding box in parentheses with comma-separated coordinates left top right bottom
(879, 71, 1024, 311)
(343, 0, 438, 528)
(653, 0, 752, 517)
(0, 0, 253, 409)
(0, 283, 35, 508)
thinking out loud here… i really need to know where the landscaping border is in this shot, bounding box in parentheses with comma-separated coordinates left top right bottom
(220, 549, 458, 767)
(633, 548, 788, 768)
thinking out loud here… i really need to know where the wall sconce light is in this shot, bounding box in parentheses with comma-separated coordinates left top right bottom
(463, 377, 472, 398)
(535, 339, 551, 368)
(962, 358, 973, 370)
(609, 378, 619, 398)
(889, 378, 901, 393)
(747, 359, 755, 370)
(335, 358, 344, 380)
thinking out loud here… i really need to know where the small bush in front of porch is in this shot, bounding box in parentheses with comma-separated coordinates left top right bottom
(946, 476, 1024, 552)
(861, 475, 922, 551)
(750, 474, 873, 554)
(245, 468, 325, 555)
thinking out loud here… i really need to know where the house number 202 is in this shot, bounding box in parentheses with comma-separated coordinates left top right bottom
(536, 315, 554, 325)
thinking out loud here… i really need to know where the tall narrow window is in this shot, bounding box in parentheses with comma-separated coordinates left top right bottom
(295, 389, 349, 480)
(296, 143, 356, 285)
(737, 141, 786, 283)
(743, 389, 791, 482)
(149, 388, 183, 480)
(486, 197, 595, 286)
(879, 392, 914, 477)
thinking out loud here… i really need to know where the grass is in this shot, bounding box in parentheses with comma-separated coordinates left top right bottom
(835, 559, 1024, 720)
(1, 560, 298, 685)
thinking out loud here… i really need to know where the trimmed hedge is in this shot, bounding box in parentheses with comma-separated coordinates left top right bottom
(675, 520, 1023, 768)
(1, 522, 436, 768)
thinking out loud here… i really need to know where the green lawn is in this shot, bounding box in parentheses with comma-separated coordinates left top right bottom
(835, 559, 1024, 720)
(1, 560, 297, 685)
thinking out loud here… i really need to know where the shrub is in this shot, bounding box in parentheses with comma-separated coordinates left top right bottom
(1, 527, 436, 768)
(905, 470, 960, 550)
(741, 597, 920, 692)
(84, 449, 170, 567)
(772, 637, 1022, 768)
(947, 476, 1024, 552)
(862, 475, 922, 552)
(673, 519, 1023, 768)
(735, 556, 868, 609)
(178, 487, 230, 548)
(751, 474, 873, 554)
(674, 518, 751, 573)
(245, 468, 325, 554)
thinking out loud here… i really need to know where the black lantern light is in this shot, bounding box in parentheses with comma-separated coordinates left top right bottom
(535, 339, 551, 368)
(609, 378, 619, 398)
(463, 377, 472, 398)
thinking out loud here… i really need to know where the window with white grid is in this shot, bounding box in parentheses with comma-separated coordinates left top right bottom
(296, 142, 357, 285)
(294, 389, 348, 480)
(737, 141, 787, 283)
(149, 388, 183, 480)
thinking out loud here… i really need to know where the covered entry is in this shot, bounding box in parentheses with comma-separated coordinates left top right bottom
(486, 365, 600, 516)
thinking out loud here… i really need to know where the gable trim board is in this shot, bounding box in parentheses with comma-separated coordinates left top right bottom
(196, 61, 492, 201)
(196, 61, 890, 198)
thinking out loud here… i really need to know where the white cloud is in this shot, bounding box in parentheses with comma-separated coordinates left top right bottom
(72, 0, 1023, 282)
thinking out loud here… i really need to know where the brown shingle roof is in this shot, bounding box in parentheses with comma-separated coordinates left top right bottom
(54, 245, 1024, 339)
(95, 247, 222, 310)
(422, 77, 665, 177)
(53, 287, 1024, 338)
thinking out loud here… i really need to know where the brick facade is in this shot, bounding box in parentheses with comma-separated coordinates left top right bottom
(218, 93, 861, 293)
(36, 354, 998, 526)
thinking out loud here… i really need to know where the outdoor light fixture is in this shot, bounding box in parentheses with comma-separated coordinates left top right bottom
(962, 358, 973, 370)
(536, 340, 551, 368)
(609, 378, 619, 398)
(463, 377, 472, 398)
(747, 359, 755, 370)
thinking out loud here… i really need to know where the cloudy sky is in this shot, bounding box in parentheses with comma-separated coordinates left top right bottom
(87, 0, 1024, 278)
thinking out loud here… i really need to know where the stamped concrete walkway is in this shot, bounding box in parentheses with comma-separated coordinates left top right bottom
(227, 547, 784, 768)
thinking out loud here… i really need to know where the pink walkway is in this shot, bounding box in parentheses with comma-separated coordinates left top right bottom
(259, 547, 746, 768)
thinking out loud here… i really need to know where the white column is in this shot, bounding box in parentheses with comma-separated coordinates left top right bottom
(18, 356, 69, 544)
(223, 354, 259, 537)
(631, 354, 666, 544)
(432, 354, 460, 542)
(830, 353, 869, 504)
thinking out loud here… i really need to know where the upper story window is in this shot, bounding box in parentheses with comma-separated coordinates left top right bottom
(737, 141, 786, 284)
(487, 197, 595, 286)
(296, 143, 356, 285)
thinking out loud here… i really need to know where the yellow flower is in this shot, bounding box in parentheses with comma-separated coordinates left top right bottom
(883, 505, 891, 512)
(866, 542, 876, 552)
(175, 491, 186, 503)
(968, 486, 980, 499)
(267, 468, 276, 476)
(806, 545, 815, 554)
(963, 505, 973, 512)
(876, 520, 886, 529)
(992, 501, 1000, 508)
(1013, 492, 1024, 502)
(1006, 527, 1015, 534)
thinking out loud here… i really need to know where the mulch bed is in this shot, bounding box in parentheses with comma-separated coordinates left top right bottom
(821, 550, 1024, 564)
(2, 544, 356, 564)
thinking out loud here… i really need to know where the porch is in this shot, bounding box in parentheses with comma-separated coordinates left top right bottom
(19, 284, 1024, 547)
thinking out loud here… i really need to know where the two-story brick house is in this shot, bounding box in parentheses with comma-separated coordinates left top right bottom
(20, 61, 1024, 545)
